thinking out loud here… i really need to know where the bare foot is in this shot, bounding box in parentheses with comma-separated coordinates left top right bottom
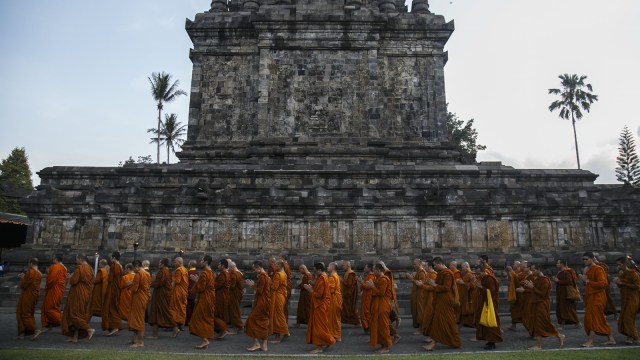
(106, 329, 119, 336)
(86, 329, 95, 341)
(145, 336, 159, 340)
(413, 331, 423, 335)
(215, 330, 229, 340)
(376, 347, 390, 353)
(559, 334, 565, 348)
(172, 328, 181, 338)
(195, 342, 209, 349)
(247, 345, 261, 352)
(66, 338, 78, 343)
(602, 340, 616, 346)
(528, 346, 542, 351)
(271, 339, 281, 344)
(310, 348, 323, 354)
(393, 335, 401, 345)
(580, 342, 593, 348)
(31, 329, 42, 341)
(423, 343, 436, 351)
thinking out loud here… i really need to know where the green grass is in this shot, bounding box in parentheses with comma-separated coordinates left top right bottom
(0, 348, 638, 360)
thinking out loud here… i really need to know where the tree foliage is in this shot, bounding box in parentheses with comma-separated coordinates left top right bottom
(615, 126, 640, 186)
(148, 72, 187, 164)
(446, 111, 486, 164)
(0, 147, 34, 214)
(147, 113, 186, 164)
(118, 155, 153, 167)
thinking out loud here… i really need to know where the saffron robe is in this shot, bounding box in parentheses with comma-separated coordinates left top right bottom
(245, 271, 271, 340)
(328, 272, 343, 340)
(185, 267, 198, 325)
(214, 269, 230, 332)
(459, 270, 476, 328)
(410, 267, 428, 328)
(520, 272, 535, 331)
(118, 273, 135, 321)
(283, 260, 293, 319)
(128, 270, 151, 332)
(451, 268, 462, 324)
(555, 268, 579, 325)
(169, 266, 188, 326)
(583, 265, 611, 336)
(475, 273, 503, 343)
(598, 263, 617, 315)
(508, 270, 525, 324)
(425, 268, 461, 348)
(528, 275, 559, 338)
(341, 269, 360, 325)
(369, 273, 392, 348)
(617, 268, 640, 340)
(62, 263, 94, 339)
(419, 270, 438, 335)
(41, 262, 67, 328)
(149, 267, 176, 328)
(17, 267, 42, 335)
(360, 272, 376, 331)
(296, 271, 314, 325)
(189, 269, 215, 339)
(270, 271, 289, 335)
(228, 269, 245, 329)
(102, 261, 122, 331)
(90, 267, 108, 316)
(306, 274, 336, 347)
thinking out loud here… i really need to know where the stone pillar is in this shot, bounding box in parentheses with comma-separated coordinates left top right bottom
(379, 0, 397, 13)
(210, 0, 228, 12)
(244, 0, 260, 12)
(411, 0, 430, 14)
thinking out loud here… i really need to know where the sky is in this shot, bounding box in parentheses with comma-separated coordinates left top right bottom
(1, 0, 639, 186)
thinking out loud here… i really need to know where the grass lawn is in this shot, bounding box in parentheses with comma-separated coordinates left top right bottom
(0, 348, 638, 360)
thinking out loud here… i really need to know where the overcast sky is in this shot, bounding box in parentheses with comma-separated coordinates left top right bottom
(1, 0, 638, 186)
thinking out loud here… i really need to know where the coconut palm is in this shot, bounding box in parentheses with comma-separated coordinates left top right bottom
(548, 74, 598, 169)
(147, 113, 186, 164)
(148, 72, 187, 164)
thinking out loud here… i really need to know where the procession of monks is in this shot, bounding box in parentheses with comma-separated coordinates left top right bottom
(13, 251, 640, 353)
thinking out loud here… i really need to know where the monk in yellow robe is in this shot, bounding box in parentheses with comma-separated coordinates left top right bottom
(614, 257, 640, 344)
(270, 260, 289, 343)
(358, 264, 376, 333)
(41, 254, 67, 331)
(148, 258, 179, 339)
(327, 262, 343, 341)
(524, 264, 565, 350)
(16, 258, 42, 340)
(423, 257, 461, 351)
(90, 258, 108, 317)
(62, 254, 95, 342)
(296, 264, 314, 326)
(189, 255, 216, 350)
(169, 257, 188, 332)
(459, 262, 476, 328)
(228, 259, 245, 333)
(118, 263, 135, 321)
(553, 259, 580, 328)
(367, 263, 392, 353)
(245, 260, 271, 352)
(102, 251, 123, 335)
(409, 259, 428, 330)
(579, 252, 615, 347)
(304, 262, 336, 353)
(474, 265, 503, 350)
(341, 261, 360, 326)
(213, 259, 230, 338)
(128, 259, 151, 348)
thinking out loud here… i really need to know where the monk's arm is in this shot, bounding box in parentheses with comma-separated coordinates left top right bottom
(434, 274, 453, 293)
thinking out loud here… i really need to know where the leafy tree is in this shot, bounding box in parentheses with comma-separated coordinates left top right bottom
(615, 125, 640, 186)
(147, 113, 186, 164)
(0, 147, 34, 214)
(446, 111, 486, 164)
(118, 155, 154, 167)
(548, 74, 598, 169)
(148, 72, 187, 164)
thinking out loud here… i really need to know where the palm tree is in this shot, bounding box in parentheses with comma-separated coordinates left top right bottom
(147, 114, 187, 164)
(148, 72, 187, 164)
(548, 74, 598, 169)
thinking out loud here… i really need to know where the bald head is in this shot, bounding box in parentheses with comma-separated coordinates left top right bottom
(174, 257, 183, 267)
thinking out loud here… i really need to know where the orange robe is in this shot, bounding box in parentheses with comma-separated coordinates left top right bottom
(283, 261, 293, 319)
(16, 267, 42, 335)
(411, 267, 428, 328)
(149, 267, 175, 328)
(508, 271, 526, 324)
(528, 275, 558, 338)
(369, 273, 392, 348)
(306, 274, 336, 347)
(214, 269, 230, 332)
(170, 266, 188, 326)
(90, 267, 108, 316)
(520, 273, 535, 331)
(584, 265, 611, 336)
(598, 263, 617, 315)
(185, 267, 198, 326)
(41, 262, 67, 328)
(102, 261, 122, 331)
(228, 269, 244, 329)
(128, 270, 150, 332)
(617, 269, 640, 340)
(189, 269, 215, 339)
(420, 270, 438, 335)
(475, 273, 503, 343)
(296, 271, 314, 325)
(118, 273, 135, 321)
(451, 268, 462, 323)
(328, 272, 342, 340)
(341, 270, 360, 325)
(425, 268, 461, 348)
(270, 271, 289, 335)
(555, 268, 579, 325)
(62, 263, 94, 339)
(245, 271, 271, 340)
(459, 270, 476, 328)
(360, 272, 376, 331)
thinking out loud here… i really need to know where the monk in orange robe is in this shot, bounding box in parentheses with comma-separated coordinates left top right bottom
(296, 264, 314, 326)
(358, 264, 376, 333)
(267, 257, 277, 279)
(367, 263, 392, 353)
(596, 260, 617, 316)
(408, 259, 428, 330)
(270, 260, 289, 343)
(419, 262, 438, 343)
(380, 261, 401, 331)
(525, 264, 565, 350)
(423, 257, 461, 351)
(16, 258, 42, 340)
(475, 265, 502, 350)
(304, 262, 336, 354)
(579, 252, 615, 347)
(90, 258, 108, 317)
(478, 255, 494, 276)
(148, 258, 179, 339)
(62, 254, 95, 342)
(41, 254, 67, 331)
(118, 263, 135, 321)
(102, 251, 123, 335)
(278, 254, 293, 319)
(614, 257, 640, 344)
(327, 262, 343, 341)
(213, 258, 230, 338)
(169, 257, 188, 333)
(506, 261, 523, 330)
(341, 261, 360, 326)
(459, 262, 476, 328)
(185, 260, 198, 326)
(189, 255, 216, 350)
(553, 259, 580, 328)
(517, 263, 535, 332)
(128, 259, 151, 348)
(227, 259, 245, 333)
(448, 261, 462, 323)
(245, 260, 271, 352)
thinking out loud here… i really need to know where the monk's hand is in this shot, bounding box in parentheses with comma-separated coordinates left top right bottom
(613, 277, 620, 284)
(190, 274, 199, 281)
(427, 279, 436, 286)
(18, 273, 24, 279)
(303, 283, 312, 292)
(456, 278, 464, 285)
(516, 287, 524, 293)
(415, 280, 423, 286)
(553, 276, 559, 283)
(365, 280, 374, 288)
(245, 279, 254, 287)
(525, 281, 533, 288)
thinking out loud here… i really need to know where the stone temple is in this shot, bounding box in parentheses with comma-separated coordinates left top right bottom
(18, 0, 640, 264)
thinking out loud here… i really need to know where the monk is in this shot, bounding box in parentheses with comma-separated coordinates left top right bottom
(553, 259, 580, 328)
(296, 264, 314, 326)
(517, 262, 535, 332)
(148, 258, 179, 338)
(185, 260, 198, 326)
(423, 257, 461, 351)
(478, 255, 494, 276)
(418, 261, 437, 343)
(245, 260, 271, 352)
(118, 263, 135, 321)
(367, 263, 392, 353)
(41, 254, 67, 332)
(380, 261, 401, 331)
(595, 258, 617, 317)
(408, 258, 427, 330)
(269, 260, 289, 343)
(61, 254, 95, 342)
(304, 262, 336, 354)
(614, 256, 640, 344)
(102, 251, 123, 335)
(506, 261, 524, 330)
(327, 262, 343, 341)
(448, 261, 462, 324)
(90, 258, 108, 317)
(228, 259, 245, 333)
(128, 259, 151, 348)
(142, 260, 152, 322)
(579, 251, 615, 347)
(189, 255, 216, 350)
(213, 258, 230, 339)
(16, 258, 42, 340)
(170, 257, 188, 332)
(341, 260, 360, 326)
(474, 265, 502, 350)
(357, 264, 376, 333)
(267, 257, 277, 279)
(458, 262, 476, 328)
(278, 254, 293, 319)
(524, 264, 565, 350)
